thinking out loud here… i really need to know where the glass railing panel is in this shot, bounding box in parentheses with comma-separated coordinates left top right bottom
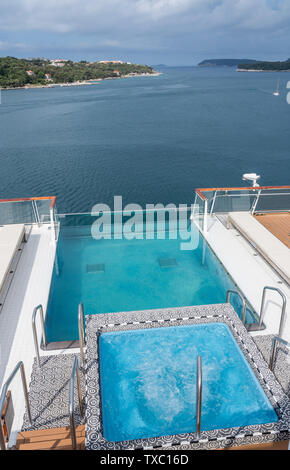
(0, 201, 35, 225)
(196, 187, 290, 215)
(255, 193, 290, 212)
(59, 208, 194, 239)
(35, 199, 53, 223)
(192, 193, 205, 231)
(210, 193, 257, 213)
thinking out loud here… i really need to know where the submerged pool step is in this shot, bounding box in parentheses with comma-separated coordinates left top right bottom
(158, 257, 178, 268)
(86, 263, 105, 273)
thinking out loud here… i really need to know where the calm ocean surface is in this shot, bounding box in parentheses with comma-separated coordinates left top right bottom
(0, 66, 289, 213)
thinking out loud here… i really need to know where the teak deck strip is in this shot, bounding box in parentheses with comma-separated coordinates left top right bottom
(16, 425, 85, 450)
(254, 213, 290, 249)
(219, 440, 289, 451)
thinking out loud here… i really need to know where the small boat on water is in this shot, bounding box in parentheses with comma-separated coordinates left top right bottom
(273, 79, 280, 96)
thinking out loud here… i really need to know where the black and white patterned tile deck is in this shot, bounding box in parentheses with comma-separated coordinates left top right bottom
(22, 354, 85, 431)
(254, 335, 290, 399)
(85, 304, 290, 450)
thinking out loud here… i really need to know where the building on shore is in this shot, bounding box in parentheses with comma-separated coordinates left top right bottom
(98, 60, 131, 65)
(50, 59, 67, 67)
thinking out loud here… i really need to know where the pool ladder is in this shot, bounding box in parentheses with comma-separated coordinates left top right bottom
(0, 362, 32, 450)
(258, 286, 287, 338)
(259, 287, 289, 372)
(69, 356, 84, 449)
(70, 304, 86, 449)
(196, 355, 202, 440)
(31, 302, 86, 368)
(226, 286, 287, 337)
(226, 286, 289, 372)
(32, 305, 47, 367)
(269, 336, 290, 372)
(226, 290, 246, 324)
(31, 303, 86, 449)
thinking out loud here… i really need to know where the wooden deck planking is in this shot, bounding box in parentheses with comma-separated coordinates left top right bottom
(254, 213, 290, 249)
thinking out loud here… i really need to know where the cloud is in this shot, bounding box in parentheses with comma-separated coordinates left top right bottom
(0, 40, 28, 50)
(0, 0, 289, 62)
(0, 0, 289, 33)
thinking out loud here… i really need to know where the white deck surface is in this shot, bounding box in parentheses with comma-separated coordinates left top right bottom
(228, 212, 290, 285)
(0, 224, 25, 296)
(0, 224, 59, 445)
(203, 215, 290, 342)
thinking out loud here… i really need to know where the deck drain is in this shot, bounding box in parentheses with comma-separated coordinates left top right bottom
(86, 263, 105, 273)
(158, 258, 178, 268)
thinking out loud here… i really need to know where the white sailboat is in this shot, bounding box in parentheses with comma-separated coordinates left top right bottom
(273, 79, 280, 96)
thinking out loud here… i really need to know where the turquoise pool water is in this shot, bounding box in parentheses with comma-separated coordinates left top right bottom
(99, 323, 278, 442)
(45, 217, 257, 342)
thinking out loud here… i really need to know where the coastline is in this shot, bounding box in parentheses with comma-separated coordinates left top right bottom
(1, 71, 161, 91)
(237, 68, 290, 72)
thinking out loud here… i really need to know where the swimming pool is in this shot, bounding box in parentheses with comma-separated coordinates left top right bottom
(99, 323, 278, 442)
(44, 213, 257, 343)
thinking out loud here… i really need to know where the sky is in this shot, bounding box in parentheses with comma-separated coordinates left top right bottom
(0, 0, 290, 65)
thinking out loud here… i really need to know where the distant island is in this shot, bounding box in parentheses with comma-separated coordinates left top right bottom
(198, 59, 258, 67)
(237, 59, 290, 72)
(198, 57, 290, 72)
(0, 57, 158, 89)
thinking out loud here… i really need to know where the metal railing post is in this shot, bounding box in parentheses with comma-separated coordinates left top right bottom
(78, 303, 85, 367)
(251, 189, 261, 214)
(196, 355, 202, 440)
(31, 199, 41, 225)
(226, 290, 246, 325)
(50, 206, 56, 243)
(203, 200, 208, 233)
(259, 287, 287, 337)
(0, 361, 32, 450)
(32, 305, 47, 367)
(269, 336, 290, 371)
(209, 191, 217, 215)
(69, 356, 84, 450)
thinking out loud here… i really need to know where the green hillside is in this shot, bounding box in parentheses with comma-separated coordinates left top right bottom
(238, 59, 290, 71)
(0, 57, 154, 88)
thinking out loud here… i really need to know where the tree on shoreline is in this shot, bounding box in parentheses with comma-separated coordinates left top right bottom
(238, 59, 290, 71)
(0, 57, 154, 88)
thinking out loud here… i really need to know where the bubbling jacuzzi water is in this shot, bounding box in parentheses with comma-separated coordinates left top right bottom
(99, 323, 277, 442)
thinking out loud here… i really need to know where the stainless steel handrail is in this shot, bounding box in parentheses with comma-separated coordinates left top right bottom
(59, 207, 192, 217)
(250, 189, 262, 214)
(0, 361, 32, 450)
(69, 356, 84, 450)
(209, 191, 217, 215)
(32, 305, 47, 367)
(203, 199, 208, 233)
(258, 287, 287, 337)
(226, 290, 246, 324)
(78, 303, 85, 366)
(269, 336, 290, 372)
(196, 355, 202, 440)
